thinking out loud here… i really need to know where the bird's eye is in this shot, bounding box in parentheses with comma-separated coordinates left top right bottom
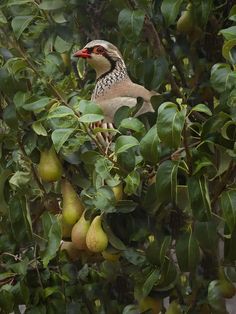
(93, 46, 105, 54)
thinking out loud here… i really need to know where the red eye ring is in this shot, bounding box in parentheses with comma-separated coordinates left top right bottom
(93, 46, 105, 54)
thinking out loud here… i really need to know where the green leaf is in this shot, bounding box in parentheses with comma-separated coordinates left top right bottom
(123, 248, 145, 265)
(9, 171, 31, 189)
(146, 236, 172, 266)
(120, 117, 145, 134)
(0, 168, 11, 214)
(156, 259, 177, 291)
(32, 121, 47, 136)
(7, 0, 33, 5)
(77, 99, 103, 115)
(176, 231, 200, 272)
(142, 269, 160, 297)
(122, 305, 140, 314)
(161, 0, 184, 26)
(44, 286, 62, 298)
(155, 160, 179, 207)
(11, 16, 34, 39)
(187, 176, 212, 221)
(0, 10, 7, 24)
(222, 39, 236, 63)
(220, 190, 236, 234)
(47, 105, 74, 119)
(115, 135, 139, 154)
(23, 97, 52, 112)
(103, 218, 126, 250)
(124, 170, 140, 195)
(51, 128, 74, 152)
(219, 26, 236, 41)
(118, 9, 145, 41)
(38, 0, 65, 10)
(114, 200, 137, 213)
(54, 36, 72, 53)
(41, 212, 61, 267)
(140, 125, 160, 164)
(208, 280, 227, 313)
(194, 221, 218, 251)
(78, 113, 104, 123)
(191, 103, 212, 116)
(0, 287, 14, 313)
(157, 102, 186, 149)
(93, 186, 115, 212)
(210, 63, 232, 93)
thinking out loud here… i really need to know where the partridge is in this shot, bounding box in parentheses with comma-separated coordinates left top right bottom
(73, 40, 155, 123)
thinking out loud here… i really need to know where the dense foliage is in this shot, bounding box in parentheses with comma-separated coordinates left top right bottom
(0, 0, 236, 313)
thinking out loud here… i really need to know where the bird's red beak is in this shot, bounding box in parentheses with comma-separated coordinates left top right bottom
(73, 48, 91, 59)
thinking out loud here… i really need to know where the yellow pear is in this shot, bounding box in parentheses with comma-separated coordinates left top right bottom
(166, 301, 182, 314)
(71, 211, 91, 250)
(61, 179, 84, 225)
(139, 296, 162, 314)
(37, 146, 62, 182)
(112, 183, 123, 201)
(177, 4, 194, 34)
(86, 215, 108, 253)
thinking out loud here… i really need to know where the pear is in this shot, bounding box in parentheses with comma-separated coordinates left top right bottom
(61, 179, 84, 225)
(166, 301, 182, 314)
(71, 211, 91, 250)
(57, 214, 73, 239)
(139, 296, 162, 314)
(218, 267, 236, 298)
(86, 215, 108, 253)
(112, 183, 123, 201)
(60, 241, 81, 261)
(37, 146, 62, 182)
(177, 4, 194, 35)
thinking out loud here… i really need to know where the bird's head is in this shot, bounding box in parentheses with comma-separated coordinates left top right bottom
(73, 40, 126, 79)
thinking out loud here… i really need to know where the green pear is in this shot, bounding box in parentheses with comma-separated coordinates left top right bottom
(86, 215, 108, 253)
(57, 214, 73, 239)
(61, 179, 84, 225)
(37, 146, 62, 182)
(71, 211, 91, 250)
(166, 301, 182, 314)
(112, 183, 123, 201)
(177, 4, 194, 34)
(218, 267, 236, 298)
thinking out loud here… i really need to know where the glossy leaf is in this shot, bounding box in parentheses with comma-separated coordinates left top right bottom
(11, 16, 34, 39)
(176, 231, 200, 272)
(124, 170, 140, 195)
(51, 128, 74, 152)
(118, 9, 145, 41)
(157, 102, 186, 149)
(140, 126, 161, 164)
(187, 176, 212, 221)
(155, 160, 179, 207)
(115, 135, 139, 154)
(161, 0, 184, 26)
(220, 190, 236, 234)
(38, 0, 65, 10)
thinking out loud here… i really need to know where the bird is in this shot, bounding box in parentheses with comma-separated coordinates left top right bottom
(73, 40, 155, 123)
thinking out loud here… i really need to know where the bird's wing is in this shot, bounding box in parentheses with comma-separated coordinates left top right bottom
(94, 80, 156, 122)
